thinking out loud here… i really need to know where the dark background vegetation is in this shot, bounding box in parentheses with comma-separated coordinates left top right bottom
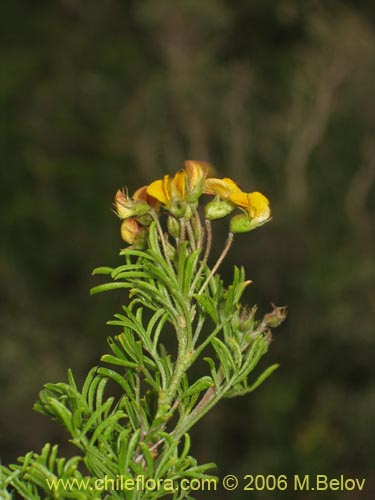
(1, 1, 374, 499)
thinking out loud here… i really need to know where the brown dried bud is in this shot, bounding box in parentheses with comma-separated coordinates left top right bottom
(263, 303, 287, 328)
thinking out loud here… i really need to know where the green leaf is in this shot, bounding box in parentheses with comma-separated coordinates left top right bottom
(91, 266, 113, 276)
(139, 442, 155, 476)
(81, 367, 98, 404)
(90, 282, 131, 295)
(233, 280, 251, 305)
(111, 264, 144, 278)
(45, 398, 74, 436)
(227, 336, 242, 368)
(123, 429, 141, 470)
(233, 336, 269, 386)
(148, 221, 162, 254)
(184, 376, 214, 398)
(203, 357, 220, 389)
(154, 433, 179, 478)
(194, 294, 219, 323)
(211, 337, 236, 382)
(101, 354, 138, 369)
(247, 363, 279, 393)
(97, 368, 132, 397)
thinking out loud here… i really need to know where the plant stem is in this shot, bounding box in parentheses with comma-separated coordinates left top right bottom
(162, 339, 189, 409)
(150, 210, 174, 269)
(179, 218, 186, 246)
(186, 219, 196, 251)
(194, 210, 204, 249)
(172, 386, 220, 441)
(189, 219, 212, 296)
(197, 231, 234, 295)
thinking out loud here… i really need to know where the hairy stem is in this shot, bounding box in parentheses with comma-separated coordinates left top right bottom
(161, 316, 191, 410)
(194, 210, 204, 249)
(189, 219, 212, 296)
(150, 210, 174, 269)
(197, 231, 234, 295)
(179, 218, 186, 246)
(173, 386, 220, 441)
(186, 219, 196, 251)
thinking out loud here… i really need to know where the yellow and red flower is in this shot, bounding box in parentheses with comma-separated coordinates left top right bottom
(203, 177, 241, 220)
(229, 191, 270, 224)
(203, 175, 271, 229)
(116, 161, 271, 243)
(146, 161, 208, 216)
(229, 191, 271, 233)
(132, 185, 160, 209)
(114, 188, 150, 220)
(120, 218, 148, 247)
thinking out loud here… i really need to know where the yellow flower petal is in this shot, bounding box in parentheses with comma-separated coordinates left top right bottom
(173, 169, 186, 200)
(247, 192, 270, 221)
(227, 191, 249, 208)
(229, 191, 270, 221)
(147, 176, 171, 206)
(204, 177, 241, 199)
(134, 185, 160, 210)
(184, 161, 207, 188)
(162, 175, 173, 206)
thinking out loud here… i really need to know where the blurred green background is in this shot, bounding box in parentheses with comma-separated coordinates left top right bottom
(1, 1, 374, 499)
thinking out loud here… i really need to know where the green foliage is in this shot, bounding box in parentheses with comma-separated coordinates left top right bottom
(1, 187, 284, 498)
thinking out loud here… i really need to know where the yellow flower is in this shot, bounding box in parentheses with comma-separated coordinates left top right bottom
(204, 176, 270, 227)
(229, 191, 270, 222)
(184, 160, 210, 201)
(229, 191, 271, 232)
(114, 189, 133, 219)
(149, 173, 185, 206)
(203, 176, 241, 220)
(120, 218, 148, 248)
(133, 185, 160, 210)
(203, 177, 241, 199)
(120, 218, 142, 244)
(146, 161, 208, 216)
(114, 188, 150, 219)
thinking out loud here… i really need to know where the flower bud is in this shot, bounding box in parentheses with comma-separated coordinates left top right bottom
(120, 218, 143, 245)
(167, 216, 180, 239)
(229, 214, 255, 233)
(238, 305, 257, 333)
(115, 189, 150, 219)
(184, 160, 208, 202)
(263, 303, 287, 328)
(204, 197, 235, 220)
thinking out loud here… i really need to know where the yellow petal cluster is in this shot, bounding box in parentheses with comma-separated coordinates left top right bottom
(229, 191, 270, 225)
(115, 160, 272, 245)
(204, 176, 271, 231)
(146, 161, 208, 215)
